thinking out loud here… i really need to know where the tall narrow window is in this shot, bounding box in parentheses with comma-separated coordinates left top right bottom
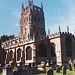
(17, 48, 21, 61)
(34, 16, 37, 21)
(26, 46, 32, 60)
(10, 51, 13, 61)
(39, 43, 47, 57)
(24, 27, 27, 36)
(37, 31, 38, 37)
(65, 38, 72, 57)
(51, 43, 56, 57)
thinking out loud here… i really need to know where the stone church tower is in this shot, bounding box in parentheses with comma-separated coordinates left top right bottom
(2, 0, 75, 67)
(19, 0, 46, 40)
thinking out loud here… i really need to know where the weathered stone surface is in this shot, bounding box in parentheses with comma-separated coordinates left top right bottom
(37, 62, 46, 72)
(68, 64, 72, 71)
(63, 66, 66, 74)
(13, 71, 18, 75)
(18, 69, 23, 75)
(46, 62, 50, 67)
(56, 67, 60, 73)
(27, 67, 32, 75)
(0, 68, 2, 73)
(23, 69, 27, 75)
(46, 69, 53, 75)
(73, 64, 75, 73)
(3, 67, 13, 75)
(2, 0, 75, 68)
(51, 65, 56, 70)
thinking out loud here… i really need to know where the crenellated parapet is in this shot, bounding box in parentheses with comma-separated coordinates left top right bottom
(61, 32, 75, 38)
(48, 32, 75, 39)
(1, 36, 35, 50)
(48, 32, 61, 39)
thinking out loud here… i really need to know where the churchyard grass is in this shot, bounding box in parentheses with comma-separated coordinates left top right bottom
(13, 67, 17, 72)
(35, 67, 75, 75)
(0, 73, 2, 75)
(0, 67, 75, 75)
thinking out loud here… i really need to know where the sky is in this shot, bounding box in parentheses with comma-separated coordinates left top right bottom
(0, 0, 75, 37)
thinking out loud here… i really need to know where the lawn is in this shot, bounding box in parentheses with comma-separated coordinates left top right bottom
(35, 67, 75, 75)
(0, 67, 75, 75)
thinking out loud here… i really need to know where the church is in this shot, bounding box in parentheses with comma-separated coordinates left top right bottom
(2, 0, 75, 66)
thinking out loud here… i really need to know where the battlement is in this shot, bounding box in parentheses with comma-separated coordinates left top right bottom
(22, 0, 43, 14)
(2, 36, 35, 49)
(48, 32, 75, 39)
(33, 5, 43, 12)
(61, 32, 75, 37)
(48, 32, 61, 39)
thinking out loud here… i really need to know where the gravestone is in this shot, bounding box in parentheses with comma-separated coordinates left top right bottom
(37, 64, 46, 72)
(23, 69, 27, 75)
(13, 71, 18, 75)
(27, 67, 32, 75)
(59, 66, 62, 70)
(73, 64, 75, 73)
(11, 63, 14, 67)
(18, 69, 23, 75)
(69, 59, 72, 63)
(46, 62, 49, 67)
(37, 61, 46, 72)
(46, 69, 53, 75)
(41, 61, 46, 66)
(63, 66, 66, 75)
(50, 60, 53, 66)
(51, 65, 56, 70)
(3, 66, 13, 75)
(68, 63, 72, 71)
(69, 59, 72, 66)
(29, 63, 31, 68)
(56, 67, 60, 73)
(17, 66, 22, 71)
(73, 59, 75, 64)
(31, 63, 35, 68)
(32, 68, 37, 75)
(0, 68, 2, 73)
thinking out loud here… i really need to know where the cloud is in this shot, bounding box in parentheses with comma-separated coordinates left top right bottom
(15, 23, 19, 26)
(12, 10, 21, 19)
(47, 0, 75, 35)
(12, 10, 21, 26)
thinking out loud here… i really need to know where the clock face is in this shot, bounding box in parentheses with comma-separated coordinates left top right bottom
(25, 17, 28, 22)
(24, 27, 27, 30)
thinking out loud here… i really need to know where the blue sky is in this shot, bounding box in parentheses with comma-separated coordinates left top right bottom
(0, 0, 75, 37)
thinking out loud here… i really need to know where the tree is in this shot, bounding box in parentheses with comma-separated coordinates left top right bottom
(0, 35, 15, 47)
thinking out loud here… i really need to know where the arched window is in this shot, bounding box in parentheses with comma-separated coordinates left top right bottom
(37, 31, 38, 37)
(10, 51, 13, 61)
(38, 17, 40, 22)
(26, 46, 32, 60)
(17, 48, 21, 61)
(51, 43, 56, 57)
(34, 16, 37, 21)
(39, 43, 47, 57)
(65, 38, 72, 57)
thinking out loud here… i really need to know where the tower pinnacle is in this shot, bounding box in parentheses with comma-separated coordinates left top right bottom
(28, 0, 30, 6)
(48, 29, 50, 35)
(59, 25, 61, 32)
(22, 3, 24, 13)
(67, 26, 69, 33)
(22, 3, 24, 9)
(41, 2, 43, 9)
